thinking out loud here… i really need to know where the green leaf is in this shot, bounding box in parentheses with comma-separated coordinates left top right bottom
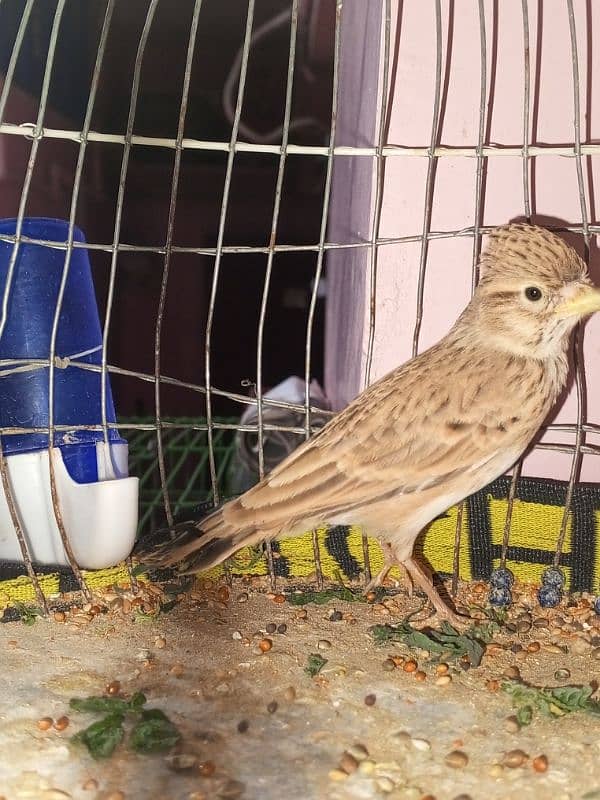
(502, 680, 600, 725)
(73, 713, 125, 759)
(70, 696, 130, 714)
(13, 601, 43, 626)
(516, 705, 533, 726)
(288, 587, 366, 606)
(305, 653, 328, 677)
(128, 692, 147, 712)
(369, 618, 494, 668)
(129, 709, 181, 753)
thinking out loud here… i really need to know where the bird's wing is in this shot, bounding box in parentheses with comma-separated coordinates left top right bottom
(223, 350, 524, 531)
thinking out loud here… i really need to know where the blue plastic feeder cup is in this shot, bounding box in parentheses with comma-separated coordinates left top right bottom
(0, 217, 125, 483)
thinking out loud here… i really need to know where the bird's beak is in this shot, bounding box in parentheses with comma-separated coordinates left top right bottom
(555, 283, 600, 318)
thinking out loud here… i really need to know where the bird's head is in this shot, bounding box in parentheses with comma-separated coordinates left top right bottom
(471, 223, 600, 359)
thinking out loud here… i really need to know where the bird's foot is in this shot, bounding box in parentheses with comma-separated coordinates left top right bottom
(363, 543, 414, 596)
(403, 556, 469, 628)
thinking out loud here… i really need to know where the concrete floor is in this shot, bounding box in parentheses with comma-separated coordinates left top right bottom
(1, 578, 600, 800)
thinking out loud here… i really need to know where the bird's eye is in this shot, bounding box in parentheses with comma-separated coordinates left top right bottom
(524, 286, 542, 301)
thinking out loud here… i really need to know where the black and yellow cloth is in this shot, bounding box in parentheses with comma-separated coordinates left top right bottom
(1, 475, 599, 609)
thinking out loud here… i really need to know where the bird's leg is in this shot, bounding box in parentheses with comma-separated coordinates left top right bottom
(403, 556, 467, 626)
(364, 543, 414, 595)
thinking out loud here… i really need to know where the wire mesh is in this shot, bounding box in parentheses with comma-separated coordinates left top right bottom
(0, 0, 597, 605)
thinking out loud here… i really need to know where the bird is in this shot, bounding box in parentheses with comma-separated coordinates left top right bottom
(137, 223, 600, 624)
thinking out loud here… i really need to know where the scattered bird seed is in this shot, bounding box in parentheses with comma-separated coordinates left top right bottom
(435, 675, 452, 686)
(364, 693, 377, 706)
(571, 638, 590, 655)
(533, 617, 549, 629)
(317, 639, 332, 650)
(504, 715, 520, 733)
(339, 752, 359, 774)
(277, 623, 287, 634)
(53, 611, 66, 623)
(516, 620, 532, 633)
(527, 641, 541, 653)
(358, 759, 376, 776)
(414, 671, 427, 682)
(382, 658, 396, 672)
(105, 680, 121, 696)
(592, 647, 600, 660)
(53, 716, 69, 731)
(328, 769, 348, 782)
(237, 720, 249, 734)
(81, 779, 98, 791)
(236, 592, 249, 603)
(444, 750, 469, 769)
(403, 660, 418, 673)
(532, 754, 549, 773)
(283, 686, 296, 702)
(486, 679, 500, 692)
(105, 793, 125, 800)
(265, 623, 277, 634)
(376, 777, 395, 793)
(198, 760, 216, 777)
(168, 754, 199, 772)
(489, 764, 504, 778)
(37, 717, 53, 731)
(543, 643, 566, 654)
(273, 594, 286, 604)
(232, 630, 242, 640)
(436, 663, 449, 675)
(346, 743, 369, 761)
(554, 668, 571, 681)
(503, 666, 521, 680)
(329, 610, 343, 622)
(411, 737, 431, 751)
(155, 636, 166, 649)
(453, 795, 473, 800)
(216, 586, 230, 603)
(502, 749, 529, 768)
(259, 638, 273, 652)
(267, 701, 278, 714)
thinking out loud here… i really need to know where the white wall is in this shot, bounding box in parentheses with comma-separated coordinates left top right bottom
(326, 0, 600, 483)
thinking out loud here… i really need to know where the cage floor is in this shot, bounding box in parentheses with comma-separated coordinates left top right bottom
(1, 579, 599, 800)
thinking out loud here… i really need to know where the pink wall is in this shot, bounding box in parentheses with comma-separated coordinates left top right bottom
(327, 0, 600, 484)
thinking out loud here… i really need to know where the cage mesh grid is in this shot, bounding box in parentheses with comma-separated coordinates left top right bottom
(0, 0, 598, 607)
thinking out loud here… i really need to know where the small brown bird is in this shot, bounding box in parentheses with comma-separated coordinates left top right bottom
(138, 224, 600, 623)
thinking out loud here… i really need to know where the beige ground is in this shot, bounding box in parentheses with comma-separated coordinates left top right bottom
(1, 577, 600, 800)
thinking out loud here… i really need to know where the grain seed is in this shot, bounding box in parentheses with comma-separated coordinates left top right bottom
(444, 750, 469, 769)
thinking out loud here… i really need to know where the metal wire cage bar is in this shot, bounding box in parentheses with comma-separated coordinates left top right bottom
(0, 0, 597, 604)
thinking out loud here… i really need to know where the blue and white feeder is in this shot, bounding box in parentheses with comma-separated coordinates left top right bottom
(0, 218, 138, 569)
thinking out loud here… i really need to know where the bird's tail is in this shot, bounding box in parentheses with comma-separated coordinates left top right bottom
(134, 502, 268, 574)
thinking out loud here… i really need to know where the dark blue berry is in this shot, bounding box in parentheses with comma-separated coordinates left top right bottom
(538, 584, 561, 608)
(541, 567, 565, 589)
(489, 586, 512, 607)
(490, 567, 514, 590)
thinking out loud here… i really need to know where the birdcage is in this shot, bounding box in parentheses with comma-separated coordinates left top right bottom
(0, 0, 599, 620)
